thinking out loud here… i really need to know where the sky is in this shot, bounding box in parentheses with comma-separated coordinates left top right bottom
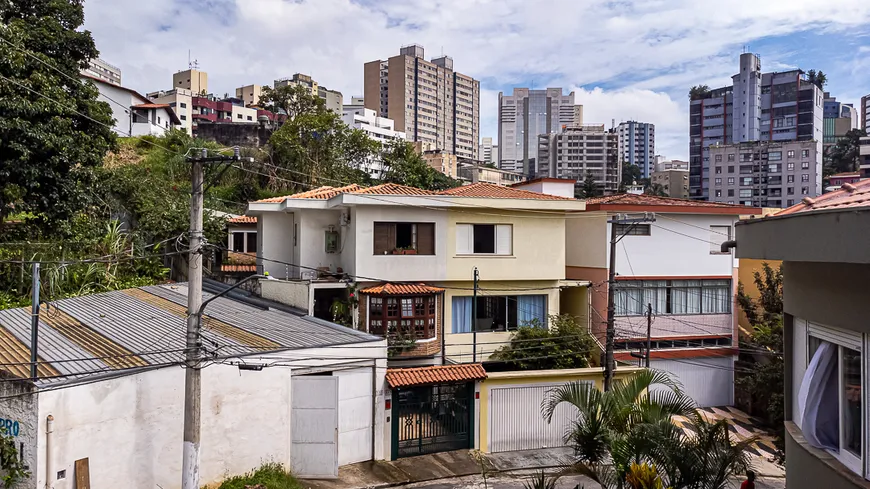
(83, 0, 870, 160)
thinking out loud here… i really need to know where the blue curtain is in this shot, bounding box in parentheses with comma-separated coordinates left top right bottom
(452, 297, 472, 333)
(517, 295, 546, 327)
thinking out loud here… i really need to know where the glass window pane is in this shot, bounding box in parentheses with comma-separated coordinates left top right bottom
(842, 347, 862, 457)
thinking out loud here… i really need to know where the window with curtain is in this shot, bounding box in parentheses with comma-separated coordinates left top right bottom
(451, 295, 546, 332)
(613, 279, 731, 316)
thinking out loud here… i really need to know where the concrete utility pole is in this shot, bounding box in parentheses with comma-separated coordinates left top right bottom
(30, 263, 40, 380)
(182, 147, 246, 489)
(604, 212, 655, 392)
(646, 302, 652, 368)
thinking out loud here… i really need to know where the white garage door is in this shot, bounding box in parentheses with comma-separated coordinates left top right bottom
(488, 382, 585, 453)
(650, 356, 735, 408)
(292, 376, 339, 478)
(334, 368, 374, 465)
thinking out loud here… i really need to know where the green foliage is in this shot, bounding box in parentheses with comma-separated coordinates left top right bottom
(543, 371, 752, 489)
(577, 172, 599, 198)
(523, 470, 560, 489)
(0, 0, 116, 228)
(826, 128, 867, 174)
(490, 314, 596, 370)
(688, 85, 710, 100)
(625, 463, 667, 489)
(259, 83, 324, 121)
(217, 462, 303, 489)
(622, 162, 642, 186)
(380, 140, 462, 191)
(805, 69, 827, 90)
(737, 262, 782, 325)
(0, 426, 29, 488)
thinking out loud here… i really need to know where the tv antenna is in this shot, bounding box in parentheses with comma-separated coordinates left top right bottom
(188, 50, 199, 70)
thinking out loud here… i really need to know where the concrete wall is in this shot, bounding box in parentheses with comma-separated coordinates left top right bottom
(785, 422, 868, 489)
(260, 279, 311, 312)
(36, 364, 292, 489)
(297, 209, 344, 274)
(258, 212, 294, 278)
(565, 212, 607, 269)
(90, 81, 133, 136)
(354, 206, 448, 282)
(446, 210, 565, 282)
(782, 262, 870, 335)
(0, 377, 37, 489)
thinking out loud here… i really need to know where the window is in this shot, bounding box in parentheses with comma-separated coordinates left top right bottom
(741, 177, 753, 186)
(802, 149, 810, 158)
(768, 151, 782, 161)
(802, 161, 810, 170)
(715, 154, 722, 162)
(787, 175, 794, 183)
(246, 233, 257, 253)
(247, 116, 253, 121)
(373, 222, 435, 255)
(232, 232, 245, 252)
(728, 154, 735, 161)
(236, 113, 243, 119)
(715, 166, 722, 174)
(715, 190, 722, 197)
(613, 223, 651, 236)
(727, 189, 735, 197)
(614, 279, 731, 316)
(230, 231, 257, 253)
(714, 178, 722, 186)
(802, 174, 810, 182)
(739, 189, 752, 198)
(728, 165, 735, 174)
(709, 225, 731, 254)
(787, 150, 795, 158)
(451, 295, 546, 332)
(787, 162, 795, 171)
(456, 224, 512, 255)
(180, 102, 187, 108)
(796, 322, 866, 477)
(768, 164, 781, 173)
(180, 115, 187, 120)
(802, 187, 810, 195)
(728, 177, 735, 185)
(369, 295, 436, 339)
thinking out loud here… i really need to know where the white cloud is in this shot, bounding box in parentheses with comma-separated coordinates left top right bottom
(83, 0, 870, 161)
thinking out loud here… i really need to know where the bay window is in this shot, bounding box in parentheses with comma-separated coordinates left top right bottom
(369, 295, 437, 340)
(796, 320, 866, 478)
(614, 279, 731, 316)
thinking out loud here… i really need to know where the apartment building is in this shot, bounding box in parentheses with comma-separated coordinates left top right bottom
(707, 140, 820, 208)
(81, 58, 121, 86)
(342, 104, 406, 179)
(860, 136, 870, 179)
(479, 137, 497, 165)
(689, 53, 824, 200)
(498, 88, 575, 174)
(235, 84, 264, 107)
(274, 73, 343, 113)
(247, 182, 587, 365)
(573, 105, 584, 126)
(363, 44, 480, 159)
(654, 158, 689, 172)
(457, 163, 525, 186)
(861, 94, 870, 132)
(537, 124, 620, 194)
(173, 68, 208, 95)
(651, 168, 690, 199)
(146, 87, 194, 133)
(616, 121, 656, 178)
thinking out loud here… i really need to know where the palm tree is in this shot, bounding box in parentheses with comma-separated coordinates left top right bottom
(541, 370, 754, 489)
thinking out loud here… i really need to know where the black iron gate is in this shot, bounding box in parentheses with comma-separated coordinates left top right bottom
(391, 382, 474, 459)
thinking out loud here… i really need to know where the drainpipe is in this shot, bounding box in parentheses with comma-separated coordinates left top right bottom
(371, 360, 377, 461)
(45, 415, 53, 489)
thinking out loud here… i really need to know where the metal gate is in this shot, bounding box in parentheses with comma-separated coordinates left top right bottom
(391, 382, 474, 459)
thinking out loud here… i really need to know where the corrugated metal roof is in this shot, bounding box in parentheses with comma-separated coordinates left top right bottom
(0, 283, 380, 386)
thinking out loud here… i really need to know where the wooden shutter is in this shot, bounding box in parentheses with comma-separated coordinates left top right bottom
(456, 224, 472, 255)
(417, 223, 435, 255)
(495, 224, 512, 255)
(373, 223, 395, 255)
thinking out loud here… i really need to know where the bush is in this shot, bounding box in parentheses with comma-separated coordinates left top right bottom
(217, 463, 302, 489)
(489, 314, 596, 371)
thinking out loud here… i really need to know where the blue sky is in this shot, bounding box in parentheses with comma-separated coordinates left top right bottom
(83, 0, 870, 160)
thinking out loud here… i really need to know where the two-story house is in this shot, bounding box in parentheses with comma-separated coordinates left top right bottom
(246, 182, 588, 365)
(560, 193, 762, 407)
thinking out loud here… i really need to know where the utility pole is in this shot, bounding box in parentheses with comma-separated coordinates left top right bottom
(30, 263, 39, 380)
(472, 267, 479, 363)
(182, 147, 245, 489)
(604, 212, 655, 391)
(646, 302, 652, 368)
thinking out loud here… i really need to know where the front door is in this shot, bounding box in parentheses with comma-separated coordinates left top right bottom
(391, 382, 474, 459)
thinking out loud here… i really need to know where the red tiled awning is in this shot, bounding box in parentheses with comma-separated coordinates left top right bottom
(386, 364, 487, 388)
(359, 283, 444, 295)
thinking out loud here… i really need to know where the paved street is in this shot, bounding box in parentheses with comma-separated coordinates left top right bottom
(398, 473, 787, 489)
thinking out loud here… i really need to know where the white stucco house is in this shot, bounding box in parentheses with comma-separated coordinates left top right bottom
(0, 282, 386, 488)
(81, 74, 181, 137)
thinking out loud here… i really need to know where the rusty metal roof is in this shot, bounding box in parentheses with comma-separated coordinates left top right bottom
(0, 283, 381, 386)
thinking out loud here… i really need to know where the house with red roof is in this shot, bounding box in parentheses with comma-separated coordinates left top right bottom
(560, 192, 763, 407)
(80, 74, 181, 137)
(246, 182, 588, 365)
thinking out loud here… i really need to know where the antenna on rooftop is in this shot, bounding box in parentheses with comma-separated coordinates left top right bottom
(188, 50, 199, 70)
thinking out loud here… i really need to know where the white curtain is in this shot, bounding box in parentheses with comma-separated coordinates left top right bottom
(685, 280, 701, 314)
(643, 280, 667, 314)
(615, 283, 643, 315)
(702, 281, 729, 314)
(798, 341, 839, 450)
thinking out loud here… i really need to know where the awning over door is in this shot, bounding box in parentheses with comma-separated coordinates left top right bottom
(386, 364, 487, 388)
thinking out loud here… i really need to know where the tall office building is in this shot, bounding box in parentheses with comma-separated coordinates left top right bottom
(689, 53, 824, 200)
(363, 44, 480, 159)
(479, 137, 497, 165)
(274, 74, 343, 114)
(497, 88, 575, 175)
(616, 121, 655, 178)
(822, 93, 860, 164)
(862, 95, 870, 132)
(537, 124, 620, 194)
(81, 58, 121, 86)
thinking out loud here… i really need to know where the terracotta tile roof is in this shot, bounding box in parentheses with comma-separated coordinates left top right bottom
(438, 182, 576, 201)
(351, 183, 436, 196)
(227, 215, 257, 224)
(131, 103, 171, 109)
(776, 178, 870, 215)
(220, 264, 257, 273)
(386, 364, 487, 388)
(359, 283, 445, 295)
(584, 193, 760, 215)
(253, 184, 362, 203)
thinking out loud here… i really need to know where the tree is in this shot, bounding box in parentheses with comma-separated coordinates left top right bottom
(644, 183, 667, 197)
(489, 314, 596, 370)
(688, 85, 710, 100)
(805, 69, 827, 90)
(826, 128, 867, 174)
(258, 83, 324, 121)
(380, 140, 461, 191)
(581, 172, 599, 198)
(542, 371, 754, 489)
(621, 162, 642, 187)
(0, 0, 116, 229)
